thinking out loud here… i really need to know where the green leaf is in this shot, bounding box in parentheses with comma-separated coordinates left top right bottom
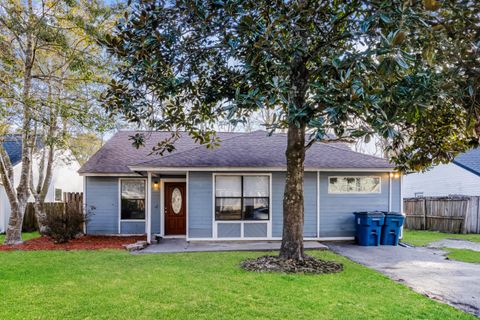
(401, 51, 416, 62)
(468, 85, 474, 97)
(394, 54, 409, 69)
(332, 57, 341, 69)
(360, 18, 371, 33)
(380, 14, 391, 24)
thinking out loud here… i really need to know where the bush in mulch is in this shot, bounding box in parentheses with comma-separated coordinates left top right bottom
(42, 201, 90, 244)
(0, 235, 146, 251)
(241, 255, 343, 274)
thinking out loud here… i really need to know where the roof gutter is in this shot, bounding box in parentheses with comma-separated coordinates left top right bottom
(126, 166, 396, 173)
(78, 172, 142, 177)
(79, 167, 396, 176)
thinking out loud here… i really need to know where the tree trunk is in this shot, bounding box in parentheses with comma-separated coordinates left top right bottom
(4, 0, 35, 244)
(33, 198, 48, 234)
(30, 143, 54, 234)
(279, 122, 306, 260)
(279, 53, 309, 260)
(5, 204, 26, 245)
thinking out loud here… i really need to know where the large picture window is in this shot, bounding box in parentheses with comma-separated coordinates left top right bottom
(121, 180, 146, 220)
(215, 175, 269, 221)
(328, 176, 381, 194)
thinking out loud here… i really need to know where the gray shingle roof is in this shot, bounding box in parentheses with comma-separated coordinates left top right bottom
(453, 148, 480, 176)
(78, 131, 245, 174)
(79, 130, 393, 174)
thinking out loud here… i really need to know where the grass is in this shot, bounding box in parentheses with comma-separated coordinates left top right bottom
(444, 248, 480, 264)
(402, 230, 480, 247)
(0, 250, 474, 320)
(0, 231, 40, 244)
(402, 230, 480, 264)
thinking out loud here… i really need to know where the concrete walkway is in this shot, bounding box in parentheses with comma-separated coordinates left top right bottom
(328, 242, 480, 317)
(138, 239, 328, 254)
(428, 239, 480, 252)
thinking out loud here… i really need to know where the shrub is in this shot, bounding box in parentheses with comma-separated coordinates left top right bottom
(42, 203, 91, 244)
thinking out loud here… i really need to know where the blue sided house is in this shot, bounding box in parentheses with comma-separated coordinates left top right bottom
(79, 131, 402, 243)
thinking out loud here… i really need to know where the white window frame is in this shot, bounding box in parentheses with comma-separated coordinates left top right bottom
(212, 173, 272, 240)
(118, 178, 147, 233)
(327, 176, 382, 194)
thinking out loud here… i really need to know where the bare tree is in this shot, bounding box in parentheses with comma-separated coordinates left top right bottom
(0, 0, 36, 244)
(0, 0, 119, 243)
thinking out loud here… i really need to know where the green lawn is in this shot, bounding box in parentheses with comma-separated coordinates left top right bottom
(0, 250, 473, 320)
(0, 232, 40, 244)
(444, 248, 480, 264)
(402, 230, 480, 247)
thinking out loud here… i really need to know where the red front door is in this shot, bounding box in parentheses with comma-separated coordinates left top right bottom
(164, 182, 186, 235)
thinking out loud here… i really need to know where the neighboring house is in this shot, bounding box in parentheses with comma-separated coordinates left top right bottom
(79, 130, 401, 243)
(79, 131, 401, 241)
(0, 135, 84, 233)
(403, 148, 480, 198)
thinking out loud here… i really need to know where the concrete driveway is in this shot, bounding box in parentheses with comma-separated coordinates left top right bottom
(328, 242, 480, 317)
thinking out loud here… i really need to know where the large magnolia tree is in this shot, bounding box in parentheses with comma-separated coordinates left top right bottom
(103, 0, 479, 260)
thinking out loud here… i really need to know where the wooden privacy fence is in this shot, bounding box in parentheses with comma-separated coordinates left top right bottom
(23, 192, 83, 232)
(404, 196, 480, 234)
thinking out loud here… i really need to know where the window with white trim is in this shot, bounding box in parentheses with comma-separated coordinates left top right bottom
(328, 176, 381, 193)
(215, 175, 269, 220)
(121, 180, 146, 220)
(54, 188, 63, 202)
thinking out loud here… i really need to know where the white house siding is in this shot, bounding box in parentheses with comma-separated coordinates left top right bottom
(45, 150, 83, 202)
(403, 163, 480, 197)
(0, 187, 7, 233)
(0, 149, 83, 233)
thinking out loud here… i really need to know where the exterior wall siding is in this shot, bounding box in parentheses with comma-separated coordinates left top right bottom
(319, 172, 392, 238)
(188, 172, 213, 238)
(0, 187, 7, 233)
(85, 176, 155, 235)
(85, 177, 119, 234)
(271, 172, 317, 237)
(151, 188, 161, 234)
(403, 163, 480, 197)
(271, 172, 285, 237)
(84, 170, 400, 240)
(391, 176, 401, 212)
(120, 221, 145, 234)
(304, 172, 318, 237)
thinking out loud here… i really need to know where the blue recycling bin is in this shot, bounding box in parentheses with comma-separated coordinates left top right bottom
(353, 211, 385, 246)
(381, 212, 405, 246)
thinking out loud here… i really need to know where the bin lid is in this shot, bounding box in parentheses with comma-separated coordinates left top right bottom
(385, 211, 404, 216)
(353, 211, 368, 215)
(353, 211, 385, 217)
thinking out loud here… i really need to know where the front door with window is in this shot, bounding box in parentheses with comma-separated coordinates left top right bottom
(164, 182, 186, 235)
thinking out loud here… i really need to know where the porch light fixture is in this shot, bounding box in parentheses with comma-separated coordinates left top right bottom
(153, 180, 160, 191)
(389, 172, 400, 179)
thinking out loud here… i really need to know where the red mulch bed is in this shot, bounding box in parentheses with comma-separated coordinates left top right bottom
(0, 235, 146, 251)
